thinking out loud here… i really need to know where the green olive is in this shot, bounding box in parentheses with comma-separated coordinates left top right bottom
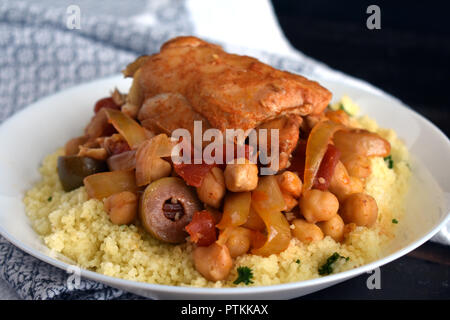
(139, 177, 202, 244)
(57, 156, 107, 192)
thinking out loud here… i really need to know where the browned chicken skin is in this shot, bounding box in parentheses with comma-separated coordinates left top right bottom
(138, 92, 211, 137)
(139, 36, 331, 131)
(126, 36, 332, 170)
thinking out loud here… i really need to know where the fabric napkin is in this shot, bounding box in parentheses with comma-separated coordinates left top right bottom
(0, 0, 448, 300)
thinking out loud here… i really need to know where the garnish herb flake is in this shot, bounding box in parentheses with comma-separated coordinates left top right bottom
(318, 252, 349, 276)
(339, 103, 351, 116)
(234, 266, 254, 285)
(47, 196, 52, 202)
(392, 219, 399, 224)
(295, 259, 301, 264)
(384, 155, 394, 169)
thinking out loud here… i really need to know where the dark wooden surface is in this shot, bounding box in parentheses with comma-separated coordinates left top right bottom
(272, 0, 450, 137)
(271, 0, 450, 300)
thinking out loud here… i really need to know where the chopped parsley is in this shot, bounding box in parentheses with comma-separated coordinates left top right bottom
(318, 252, 349, 276)
(392, 219, 399, 224)
(47, 196, 52, 202)
(295, 259, 301, 264)
(339, 103, 351, 116)
(384, 155, 394, 169)
(234, 266, 254, 285)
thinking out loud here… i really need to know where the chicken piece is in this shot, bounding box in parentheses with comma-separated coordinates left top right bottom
(138, 93, 211, 137)
(137, 36, 332, 132)
(256, 115, 302, 170)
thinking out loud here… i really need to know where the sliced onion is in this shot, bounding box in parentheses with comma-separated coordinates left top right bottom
(105, 109, 148, 149)
(84, 170, 137, 200)
(251, 176, 291, 256)
(107, 150, 136, 171)
(135, 134, 174, 186)
(216, 192, 251, 230)
(152, 133, 177, 158)
(304, 120, 344, 191)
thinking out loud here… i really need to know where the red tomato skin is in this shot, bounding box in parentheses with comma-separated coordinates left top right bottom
(185, 210, 217, 247)
(313, 144, 341, 190)
(173, 162, 215, 187)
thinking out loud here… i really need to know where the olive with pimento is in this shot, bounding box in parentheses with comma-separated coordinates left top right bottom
(139, 177, 202, 244)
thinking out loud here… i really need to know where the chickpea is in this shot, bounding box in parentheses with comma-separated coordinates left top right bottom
(341, 154, 371, 179)
(196, 167, 226, 208)
(104, 191, 138, 225)
(193, 242, 233, 281)
(291, 219, 324, 244)
(299, 189, 339, 223)
(282, 192, 298, 212)
(225, 227, 252, 258)
(317, 215, 345, 242)
(340, 193, 378, 227)
(276, 171, 302, 197)
(224, 158, 258, 192)
(343, 223, 357, 237)
(329, 162, 364, 202)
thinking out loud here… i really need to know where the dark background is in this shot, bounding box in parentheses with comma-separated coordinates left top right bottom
(272, 0, 450, 137)
(271, 0, 450, 299)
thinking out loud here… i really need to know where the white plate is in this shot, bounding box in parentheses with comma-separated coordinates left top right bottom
(0, 75, 449, 299)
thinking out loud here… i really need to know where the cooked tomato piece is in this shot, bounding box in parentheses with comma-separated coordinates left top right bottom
(185, 210, 217, 247)
(174, 143, 254, 187)
(94, 97, 121, 113)
(173, 162, 215, 188)
(287, 140, 307, 176)
(313, 144, 341, 191)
